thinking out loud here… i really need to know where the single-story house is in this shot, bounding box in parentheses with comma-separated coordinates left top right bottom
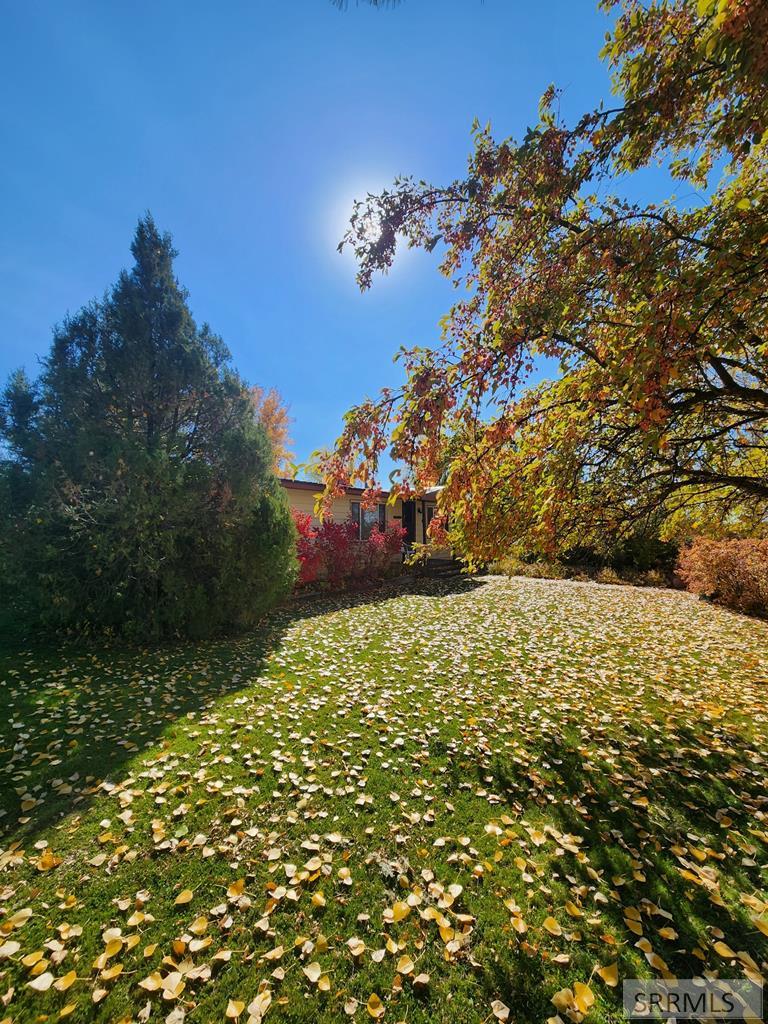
(279, 478, 445, 549)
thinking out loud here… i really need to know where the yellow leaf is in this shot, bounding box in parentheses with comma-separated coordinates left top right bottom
(573, 982, 595, 1013)
(551, 988, 575, 1011)
(174, 889, 193, 906)
(138, 972, 163, 991)
(367, 993, 385, 1019)
(646, 951, 669, 972)
(391, 901, 410, 922)
(247, 990, 272, 1020)
(596, 962, 618, 987)
(543, 916, 562, 936)
(53, 970, 77, 995)
(261, 945, 284, 961)
(303, 962, 323, 984)
(37, 850, 62, 872)
(226, 1000, 245, 1018)
(8, 908, 32, 929)
(713, 940, 736, 958)
(161, 971, 185, 1000)
(396, 955, 414, 975)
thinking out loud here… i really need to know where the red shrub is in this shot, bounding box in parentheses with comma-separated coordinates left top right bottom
(292, 511, 323, 585)
(314, 519, 360, 588)
(363, 523, 407, 578)
(291, 512, 405, 590)
(678, 538, 768, 616)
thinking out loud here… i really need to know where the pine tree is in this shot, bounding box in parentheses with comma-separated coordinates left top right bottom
(0, 215, 296, 639)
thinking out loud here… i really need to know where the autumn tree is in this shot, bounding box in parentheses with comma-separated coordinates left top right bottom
(323, 0, 768, 562)
(0, 215, 296, 639)
(250, 385, 294, 475)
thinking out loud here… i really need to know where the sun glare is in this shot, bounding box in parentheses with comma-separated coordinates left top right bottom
(324, 176, 411, 279)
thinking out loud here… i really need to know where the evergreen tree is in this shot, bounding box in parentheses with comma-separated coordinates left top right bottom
(0, 215, 296, 639)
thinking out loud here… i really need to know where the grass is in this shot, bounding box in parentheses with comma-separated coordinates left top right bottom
(0, 574, 767, 1024)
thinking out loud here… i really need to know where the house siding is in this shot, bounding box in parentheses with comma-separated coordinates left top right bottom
(280, 481, 404, 534)
(280, 481, 448, 555)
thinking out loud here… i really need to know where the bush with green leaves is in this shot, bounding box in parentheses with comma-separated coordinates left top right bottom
(0, 215, 296, 640)
(488, 526, 679, 590)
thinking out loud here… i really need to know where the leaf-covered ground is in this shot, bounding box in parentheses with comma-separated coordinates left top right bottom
(1, 575, 767, 1024)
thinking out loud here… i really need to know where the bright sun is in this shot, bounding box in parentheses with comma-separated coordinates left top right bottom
(326, 177, 388, 254)
(325, 176, 413, 280)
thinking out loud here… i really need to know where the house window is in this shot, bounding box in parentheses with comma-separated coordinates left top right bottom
(350, 501, 386, 539)
(426, 505, 437, 529)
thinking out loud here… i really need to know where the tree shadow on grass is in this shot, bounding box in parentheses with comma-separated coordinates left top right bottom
(0, 617, 293, 846)
(0, 573, 487, 848)
(401, 574, 487, 599)
(288, 572, 487, 615)
(482, 721, 768, 1008)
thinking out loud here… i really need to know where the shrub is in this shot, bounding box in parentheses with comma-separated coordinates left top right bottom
(364, 522, 407, 577)
(293, 511, 325, 585)
(314, 519, 361, 588)
(488, 529, 679, 590)
(677, 538, 768, 616)
(0, 216, 297, 641)
(489, 555, 674, 589)
(292, 511, 405, 590)
(607, 535, 679, 573)
(489, 557, 570, 581)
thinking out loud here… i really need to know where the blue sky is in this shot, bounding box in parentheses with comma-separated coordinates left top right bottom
(1, 0, 615, 473)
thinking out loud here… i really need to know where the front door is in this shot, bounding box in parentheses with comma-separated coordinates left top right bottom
(401, 500, 416, 544)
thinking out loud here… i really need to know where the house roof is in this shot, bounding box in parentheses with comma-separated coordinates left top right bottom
(279, 478, 441, 502)
(279, 477, 390, 498)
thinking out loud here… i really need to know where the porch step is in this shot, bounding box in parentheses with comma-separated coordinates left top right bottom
(421, 558, 462, 577)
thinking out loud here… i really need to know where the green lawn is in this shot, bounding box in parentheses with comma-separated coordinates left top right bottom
(1, 575, 767, 1024)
